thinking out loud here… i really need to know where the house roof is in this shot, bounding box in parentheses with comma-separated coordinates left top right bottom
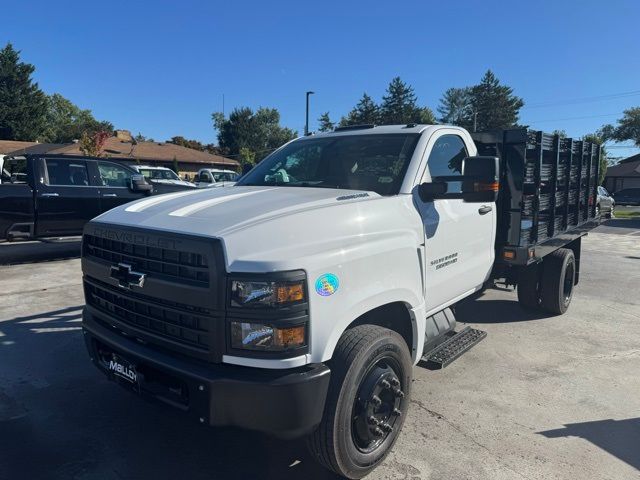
(0, 140, 38, 154)
(47, 137, 239, 167)
(606, 155, 640, 178)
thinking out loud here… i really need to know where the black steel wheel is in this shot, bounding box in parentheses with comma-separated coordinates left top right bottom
(351, 357, 405, 453)
(307, 325, 412, 479)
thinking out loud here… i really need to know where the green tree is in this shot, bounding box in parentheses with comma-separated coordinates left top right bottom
(239, 147, 256, 168)
(0, 43, 48, 140)
(464, 70, 524, 131)
(601, 107, 640, 147)
(340, 93, 379, 126)
(583, 133, 608, 185)
(43, 93, 113, 143)
(172, 156, 179, 174)
(213, 107, 296, 162)
(551, 129, 567, 138)
(378, 77, 428, 125)
(168, 136, 205, 151)
(438, 87, 471, 125)
(317, 112, 335, 132)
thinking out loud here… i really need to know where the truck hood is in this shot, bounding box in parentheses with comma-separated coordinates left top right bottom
(150, 179, 196, 187)
(94, 186, 381, 237)
(92, 185, 422, 274)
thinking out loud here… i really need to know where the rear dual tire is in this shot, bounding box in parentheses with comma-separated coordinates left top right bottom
(517, 248, 576, 315)
(307, 325, 412, 479)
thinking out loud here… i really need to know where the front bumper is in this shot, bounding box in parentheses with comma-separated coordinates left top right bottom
(83, 308, 330, 439)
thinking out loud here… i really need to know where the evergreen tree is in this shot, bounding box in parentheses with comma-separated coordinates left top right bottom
(317, 112, 335, 132)
(340, 93, 379, 126)
(0, 43, 48, 140)
(379, 77, 424, 125)
(465, 70, 524, 131)
(437, 87, 471, 125)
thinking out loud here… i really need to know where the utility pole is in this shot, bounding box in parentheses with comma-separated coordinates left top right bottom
(473, 110, 478, 132)
(305, 91, 315, 136)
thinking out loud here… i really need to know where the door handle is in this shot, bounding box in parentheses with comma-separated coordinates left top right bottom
(102, 193, 118, 197)
(40, 193, 59, 197)
(478, 205, 492, 215)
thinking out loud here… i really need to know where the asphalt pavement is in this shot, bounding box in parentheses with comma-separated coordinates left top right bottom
(1, 219, 639, 480)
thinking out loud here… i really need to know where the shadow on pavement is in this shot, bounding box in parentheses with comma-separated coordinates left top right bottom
(0, 239, 81, 265)
(0, 305, 339, 480)
(538, 418, 640, 471)
(599, 218, 640, 230)
(455, 292, 553, 324)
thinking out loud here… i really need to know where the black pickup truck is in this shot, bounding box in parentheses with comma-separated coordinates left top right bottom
(0, 154, 195, 241)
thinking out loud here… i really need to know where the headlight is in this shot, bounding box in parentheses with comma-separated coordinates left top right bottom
(230, 322, 306, 351)
(230, 279, 306, 308)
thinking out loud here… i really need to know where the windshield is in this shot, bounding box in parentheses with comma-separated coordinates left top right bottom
(237, 133, 420, 195)
(139, 168, 180, 181)
(213, 172, 239, 182)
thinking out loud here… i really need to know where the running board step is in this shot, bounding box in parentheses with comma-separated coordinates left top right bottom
(421, 326, 487, 369)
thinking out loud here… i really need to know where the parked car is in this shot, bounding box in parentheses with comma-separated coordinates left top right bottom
(130, 165, 196, 190)
(81, 125, 601, 479)
(612, 187, 640, 206)
(194, 168, 239, 188)
(597, 186, 615, 217)
(0, 154, 197, 241)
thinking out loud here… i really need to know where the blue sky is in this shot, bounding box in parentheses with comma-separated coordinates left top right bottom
(4, 0, 640, 159)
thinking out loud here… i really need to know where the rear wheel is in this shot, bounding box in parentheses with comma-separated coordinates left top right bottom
(517, 262, 542, 310)
(307, 325, 412, 479)
(540, 248, 575, 315)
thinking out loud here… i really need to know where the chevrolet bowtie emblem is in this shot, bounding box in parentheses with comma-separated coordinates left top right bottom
(110, 263, 146, 290)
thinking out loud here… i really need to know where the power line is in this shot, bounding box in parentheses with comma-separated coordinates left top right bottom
(523, 90, 640, 109)
(526, 112, 622, 124)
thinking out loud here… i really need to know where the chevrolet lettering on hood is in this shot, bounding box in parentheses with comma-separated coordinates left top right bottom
(91, 226, 178, 250)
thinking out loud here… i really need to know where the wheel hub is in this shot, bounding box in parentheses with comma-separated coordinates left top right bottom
(352, 360, 404, 453)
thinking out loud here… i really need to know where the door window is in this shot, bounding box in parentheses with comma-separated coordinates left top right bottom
(425, 134, 468, 193)
(45, 159, 90, 186)
(2, 158, 28, 184)
(98, 162, 132, 187)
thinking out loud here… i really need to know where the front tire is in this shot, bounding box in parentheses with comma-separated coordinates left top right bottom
(307, 325, 412, 479)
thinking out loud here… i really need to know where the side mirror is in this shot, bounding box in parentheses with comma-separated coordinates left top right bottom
(130, 174, 153, 193)
(461, 156, 499, 203)
(418, 181, 448, 202)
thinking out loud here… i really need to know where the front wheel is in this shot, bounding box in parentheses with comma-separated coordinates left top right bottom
(307, 325, 412, 479)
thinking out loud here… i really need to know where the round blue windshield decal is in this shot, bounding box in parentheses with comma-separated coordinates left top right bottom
(315, 273, 339, 297)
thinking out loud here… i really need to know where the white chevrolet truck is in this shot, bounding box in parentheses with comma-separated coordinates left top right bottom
(81, 124, 600, 478)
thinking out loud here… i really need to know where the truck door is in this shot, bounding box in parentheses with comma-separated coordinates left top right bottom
(0, 157, 35, 240)
(35, 158, 102, 237)
(417, 132, 495, 313)
(95, 160, 145, 212)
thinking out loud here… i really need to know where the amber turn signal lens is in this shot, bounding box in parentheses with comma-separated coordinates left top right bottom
(475, 181, 499, 192)
(275, 325, 306, 348)
(503, 250, 516, 260)
(276, 283, 305, 303)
